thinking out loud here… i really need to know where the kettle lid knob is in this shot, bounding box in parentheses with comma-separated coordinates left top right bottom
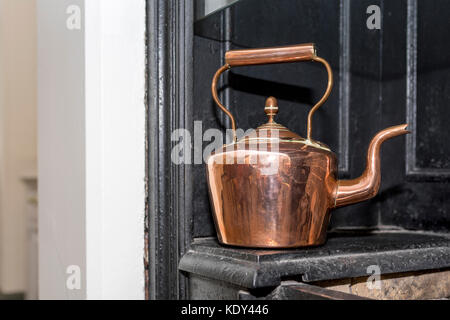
(264, 96, 278, 123)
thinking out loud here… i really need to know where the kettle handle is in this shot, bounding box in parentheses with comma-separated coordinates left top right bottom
(211, 43, 333, 142)
(225, 43, 317, 66)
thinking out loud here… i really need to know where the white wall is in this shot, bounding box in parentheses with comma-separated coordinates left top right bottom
(38, 0, 146, 299)
(0, 0, 37, 294)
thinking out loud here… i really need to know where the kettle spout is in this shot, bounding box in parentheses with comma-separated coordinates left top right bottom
(334, 124, 410, 208)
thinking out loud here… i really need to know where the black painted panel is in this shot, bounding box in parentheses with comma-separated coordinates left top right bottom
(416, 0, 450, 169)
(331, 0, 384, 229)
(379, 0, 450, 231)
(192, 34, 224, 237)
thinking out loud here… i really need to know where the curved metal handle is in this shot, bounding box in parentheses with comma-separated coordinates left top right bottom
(211, 43, 333, 142)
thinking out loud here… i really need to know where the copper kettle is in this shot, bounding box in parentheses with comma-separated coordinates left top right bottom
(206, 43, 409, 248)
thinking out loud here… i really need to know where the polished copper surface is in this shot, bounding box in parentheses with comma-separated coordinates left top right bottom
(207, 43, 410, 248)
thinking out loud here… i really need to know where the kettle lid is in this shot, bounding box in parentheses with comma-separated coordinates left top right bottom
(238, 96, 331, 151)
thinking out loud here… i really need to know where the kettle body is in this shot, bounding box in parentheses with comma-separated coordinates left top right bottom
(207, 141, 337, 248)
